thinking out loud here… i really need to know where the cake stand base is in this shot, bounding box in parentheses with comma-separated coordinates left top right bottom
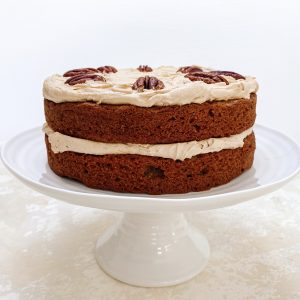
(95, 213, 210, 287)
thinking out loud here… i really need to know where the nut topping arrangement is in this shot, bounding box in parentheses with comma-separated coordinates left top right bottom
(63, 65, 245, 88)
(137, 65, 153, 72)
(177, 66, 245, 84)
(177, 65, 203, 73)
(63, 68, 98, 77)
(65, 74, 106, 86)
(97, 66, 118, 73)
(132, 76, 165, 92)
(184, 72, 229, 84)
(208, 70, 245, 80)
(64, 66, 117, 85)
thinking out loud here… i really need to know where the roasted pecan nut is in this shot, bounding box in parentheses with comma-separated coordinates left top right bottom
(97, 66, 118, 73)
(137, 65, 153, 72)
(65, 74, 106, 85)
(177, 65, 203, 73)
(185, 72, 229, 85)
(63, 68, 98, 77)
(209, 70, 245, 80)
(132, 76, 165, 92)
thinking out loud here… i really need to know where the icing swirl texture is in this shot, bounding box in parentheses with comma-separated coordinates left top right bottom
(43, 66, 259, 107)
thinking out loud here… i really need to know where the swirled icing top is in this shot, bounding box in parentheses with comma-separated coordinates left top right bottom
(43, 66, 258, 107)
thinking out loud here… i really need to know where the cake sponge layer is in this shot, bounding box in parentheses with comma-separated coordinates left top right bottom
(45, 133, 255, 195)
(44, 93, 256, 144)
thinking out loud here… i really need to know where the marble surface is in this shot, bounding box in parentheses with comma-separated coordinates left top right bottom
(0, 160, 300, 300)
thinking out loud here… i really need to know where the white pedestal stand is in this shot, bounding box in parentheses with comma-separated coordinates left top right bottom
(95, 213, 209, 287)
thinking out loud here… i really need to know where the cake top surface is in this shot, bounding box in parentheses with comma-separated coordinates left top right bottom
(43, 65, 259, 107)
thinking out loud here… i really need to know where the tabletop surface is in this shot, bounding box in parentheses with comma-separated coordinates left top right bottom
(1, 159, 300, 300)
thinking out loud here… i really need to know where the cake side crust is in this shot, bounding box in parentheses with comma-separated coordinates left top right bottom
(45, 133, 255, 195)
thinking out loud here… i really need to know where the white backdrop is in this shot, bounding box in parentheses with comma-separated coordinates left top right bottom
(0, 0, 299, 142)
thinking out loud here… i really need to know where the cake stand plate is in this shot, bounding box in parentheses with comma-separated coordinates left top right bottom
(1, 125, 300, 287)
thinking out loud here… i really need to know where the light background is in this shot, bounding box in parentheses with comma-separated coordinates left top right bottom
(0, 0, 299, 142)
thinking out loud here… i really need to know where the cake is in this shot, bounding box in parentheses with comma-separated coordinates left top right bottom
(43, 65, 258, 194)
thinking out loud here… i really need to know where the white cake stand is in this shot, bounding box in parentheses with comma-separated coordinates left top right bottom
(1, 125, 300, 287)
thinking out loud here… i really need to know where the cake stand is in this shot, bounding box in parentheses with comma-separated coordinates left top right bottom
(1, 125, 300, 287)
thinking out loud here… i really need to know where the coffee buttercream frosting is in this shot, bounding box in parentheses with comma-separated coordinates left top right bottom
(43, 66, 258, 107)
(44, 124, 253, 161)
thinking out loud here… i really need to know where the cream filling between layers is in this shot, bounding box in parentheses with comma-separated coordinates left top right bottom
(44, 124, 253, 161)
(43, 66, 259, 107)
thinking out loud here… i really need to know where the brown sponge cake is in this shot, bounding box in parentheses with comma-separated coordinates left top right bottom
(46, 133, 255, 195)
(42, 65, 259, 194)
(44, 93, 256, 144)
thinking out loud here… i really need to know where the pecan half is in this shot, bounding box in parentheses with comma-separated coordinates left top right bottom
(132, 76, 165, 92)
(185, 72, 229, 85)
(65, 74, 106, 85)
(63, 68, 98, 77)
(177, 65, 203, 73)
(137, 65, 153, 72)
(209, 70, 245, 80)
(97, 66, 118, 73)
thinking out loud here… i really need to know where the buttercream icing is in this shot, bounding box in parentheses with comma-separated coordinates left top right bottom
(44, 124, 253, 161)
(43, 66, 258, 107)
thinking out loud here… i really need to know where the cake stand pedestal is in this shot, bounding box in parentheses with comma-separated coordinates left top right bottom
(1, 125, 300, 287)
(95, 212, 209, 287)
